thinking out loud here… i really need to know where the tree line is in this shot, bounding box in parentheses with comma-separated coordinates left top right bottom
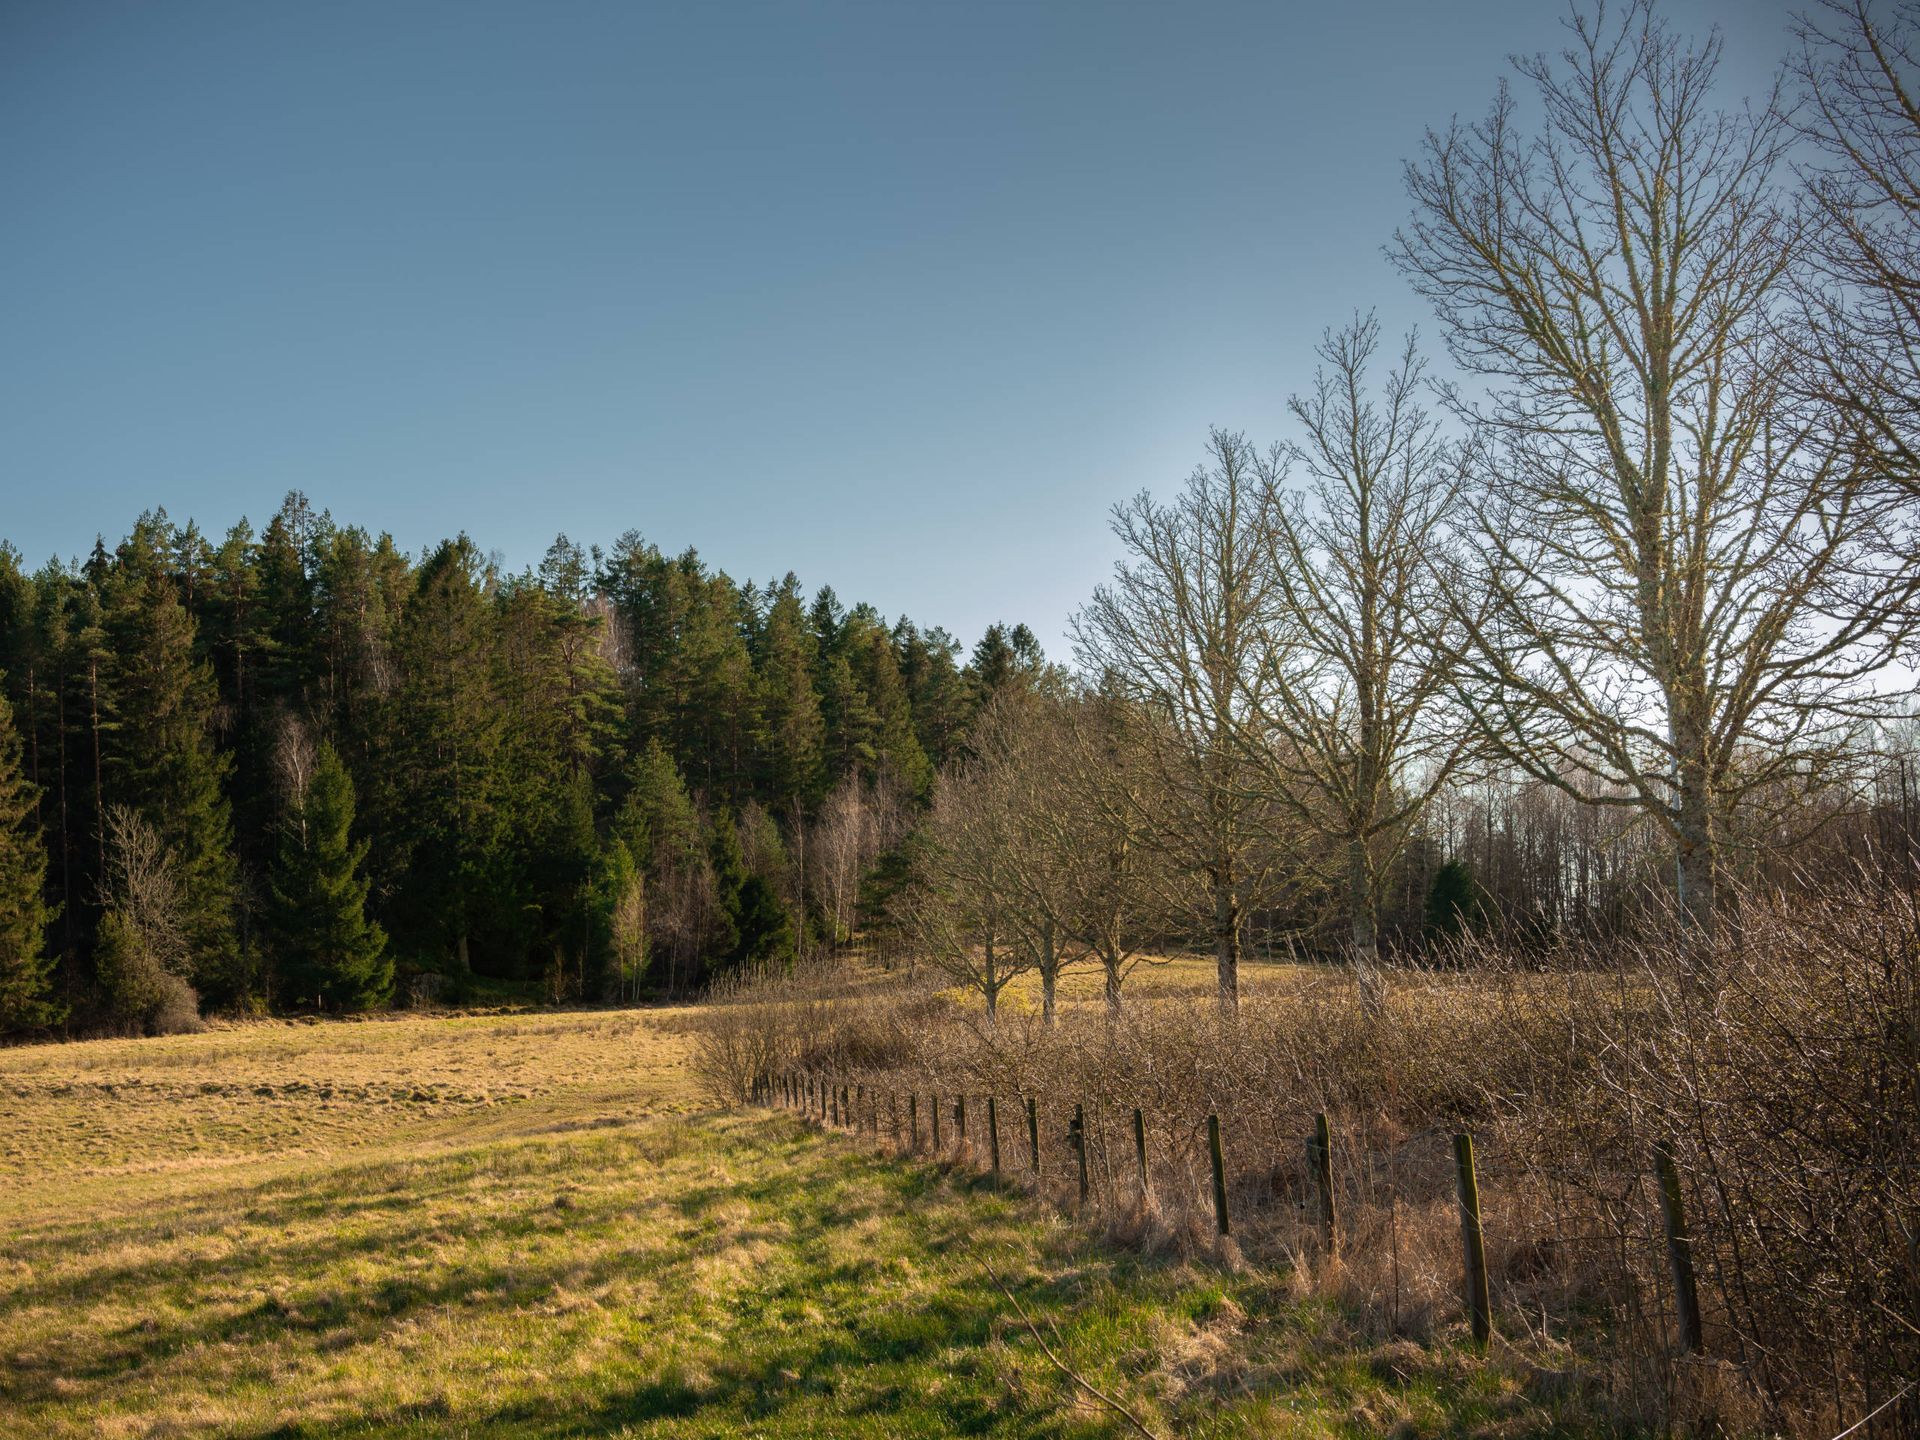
(7, 0, 1920, 1038)
(0, 498, 1048, 1033)
(906, 0, 1920, 1017)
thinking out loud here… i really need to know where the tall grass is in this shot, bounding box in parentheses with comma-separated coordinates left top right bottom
(695, 883, 1920, 1437)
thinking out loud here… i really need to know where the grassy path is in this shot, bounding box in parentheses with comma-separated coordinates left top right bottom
(0, 1011, 1568, 1438)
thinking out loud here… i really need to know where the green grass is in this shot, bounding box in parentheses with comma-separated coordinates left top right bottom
(0, 1011, 1602, 1438)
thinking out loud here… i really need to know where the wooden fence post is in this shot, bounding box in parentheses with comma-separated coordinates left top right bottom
(1026, 1097, 1041, 1178)
(909, 1093, 919, 1151)
(830, 1081, 840, 1128)
(1452, 1133, 1491, 1345)
(956, 1095, 967, 1147)
(1207, 1114, 1230, 1237)
(1071, 1103, 1090, 1206)
(931, 1092, 942, 1151)
(1132, 1108, 1150, 1202)
(1310, 1112, 1337, 1249)
(1653, 1139, 1705, 1354)
(987, 1097, 1001, 1178)
(890, 1093, 900, 1146)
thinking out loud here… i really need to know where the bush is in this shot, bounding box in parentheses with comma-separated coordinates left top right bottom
(732, 884, 1920, 1438)
(95, 909, 204, 1036)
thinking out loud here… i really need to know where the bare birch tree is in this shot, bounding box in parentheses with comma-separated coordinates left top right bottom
(1393, 1, 1920, 931)
(1073, 429, 1287, 1011)
(1251, 315, 1479, 965)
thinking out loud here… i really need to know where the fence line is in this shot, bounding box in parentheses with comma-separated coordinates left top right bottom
(757, 1067, 1715, 1354)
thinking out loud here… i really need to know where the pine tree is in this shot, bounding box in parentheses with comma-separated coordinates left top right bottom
(854, 623, 933, 798)
(754, 576, 826, 808)
(268, 741, 390, 1009)
(0, 688, 59, 1030)
(101, 563, 241, 1004)
(379, 536, 505, 975)
(896, 619, 973, 769)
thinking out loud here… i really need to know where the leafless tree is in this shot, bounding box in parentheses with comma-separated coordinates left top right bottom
(1393, 1, 1920, 931)
(965, 685, 1092, 1025)
(811, 774, 876, 948)
(1073, 429, 1290, 1011)
(95, 805, 201, 1032)
(273, 707, 317, 848)
(1795, 0, 1920, 501)
(1252, 315, 1480, 967)
(909, 746, 1033, 1026)
(100, 804, 190, 974)
(1052, 685, 1173, 1015)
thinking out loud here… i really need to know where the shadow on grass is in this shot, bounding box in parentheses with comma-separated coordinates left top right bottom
(5, 1113, 1132, 1439)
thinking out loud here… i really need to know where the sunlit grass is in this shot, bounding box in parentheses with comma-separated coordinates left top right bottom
(0, 1007, 1599, 1437)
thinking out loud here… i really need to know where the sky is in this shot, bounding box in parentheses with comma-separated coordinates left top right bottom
(2, 0, 1797, 660)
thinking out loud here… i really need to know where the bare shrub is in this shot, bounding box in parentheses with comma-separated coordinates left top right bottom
(687, 957, 932, 1105)
(742, 883, 1919, 1437)
(94, 807, 203, 1036)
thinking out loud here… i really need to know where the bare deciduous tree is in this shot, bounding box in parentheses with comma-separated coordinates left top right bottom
(1073, 430, 1288, 1011)
(1394, 1, 1920, 931)
(1252, 315, 1478, 967)
(909, 746, 1032, 1026)
(1053, 684, 1171, 1015)
(1796, 0, 1920, 501)
(965, 685, 1092, 1025)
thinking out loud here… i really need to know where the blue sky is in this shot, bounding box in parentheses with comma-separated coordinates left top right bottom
(2, 0, 1795, 657)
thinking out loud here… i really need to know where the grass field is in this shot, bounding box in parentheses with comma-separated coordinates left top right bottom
(0, 1003, 1581, 1438)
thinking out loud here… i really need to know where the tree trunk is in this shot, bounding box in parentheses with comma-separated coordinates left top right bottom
(1040, 922, 1057, 1028)
(1347, 837, 1378, 965)
(1675, 796, 1718, 938)
(1103, 959, 1123, 1016)
(1670, 700, 1719, 939)
(1213, 864, 1240, 1015)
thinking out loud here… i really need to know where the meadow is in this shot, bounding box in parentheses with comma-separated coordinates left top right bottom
(0, 1000, 1586, 1439)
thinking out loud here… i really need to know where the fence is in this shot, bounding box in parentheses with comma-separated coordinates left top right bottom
(753, 1067, 1711, 1355)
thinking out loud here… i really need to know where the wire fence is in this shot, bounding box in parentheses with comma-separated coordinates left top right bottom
(746, 1052, 1916, 1440)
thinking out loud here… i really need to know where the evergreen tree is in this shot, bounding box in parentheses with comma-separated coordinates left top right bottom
(754, 576, 826, 807)
(1425, 860, 1482, 944)
(588, 836, 648, 1001)
(101, 562, 241, 1004)
(0, 688, 59, 1030)
(378, 537, 505, 976)
(852, 622, 933, 797)
(268, 741, 390, 1009)
(968, 621, 1046, 705)
(896, 620, 972, 770)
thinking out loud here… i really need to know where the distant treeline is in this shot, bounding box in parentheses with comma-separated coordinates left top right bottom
(0, 496, 1048, 1033)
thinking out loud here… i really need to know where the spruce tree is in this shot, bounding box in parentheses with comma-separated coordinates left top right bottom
(379, 537, 505, 975)
(268, 740, 390, 1009)
(0, 688, 59, 1030)
(754, 576, 826, 808)
(102, 565, 241, 1003)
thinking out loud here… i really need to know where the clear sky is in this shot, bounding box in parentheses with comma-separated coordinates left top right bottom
(2, 0, 1795, 658)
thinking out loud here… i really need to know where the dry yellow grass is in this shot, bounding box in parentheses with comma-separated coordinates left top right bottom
(0, 1001, 1587, 1438)
(0, 1008, 699, 1219)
